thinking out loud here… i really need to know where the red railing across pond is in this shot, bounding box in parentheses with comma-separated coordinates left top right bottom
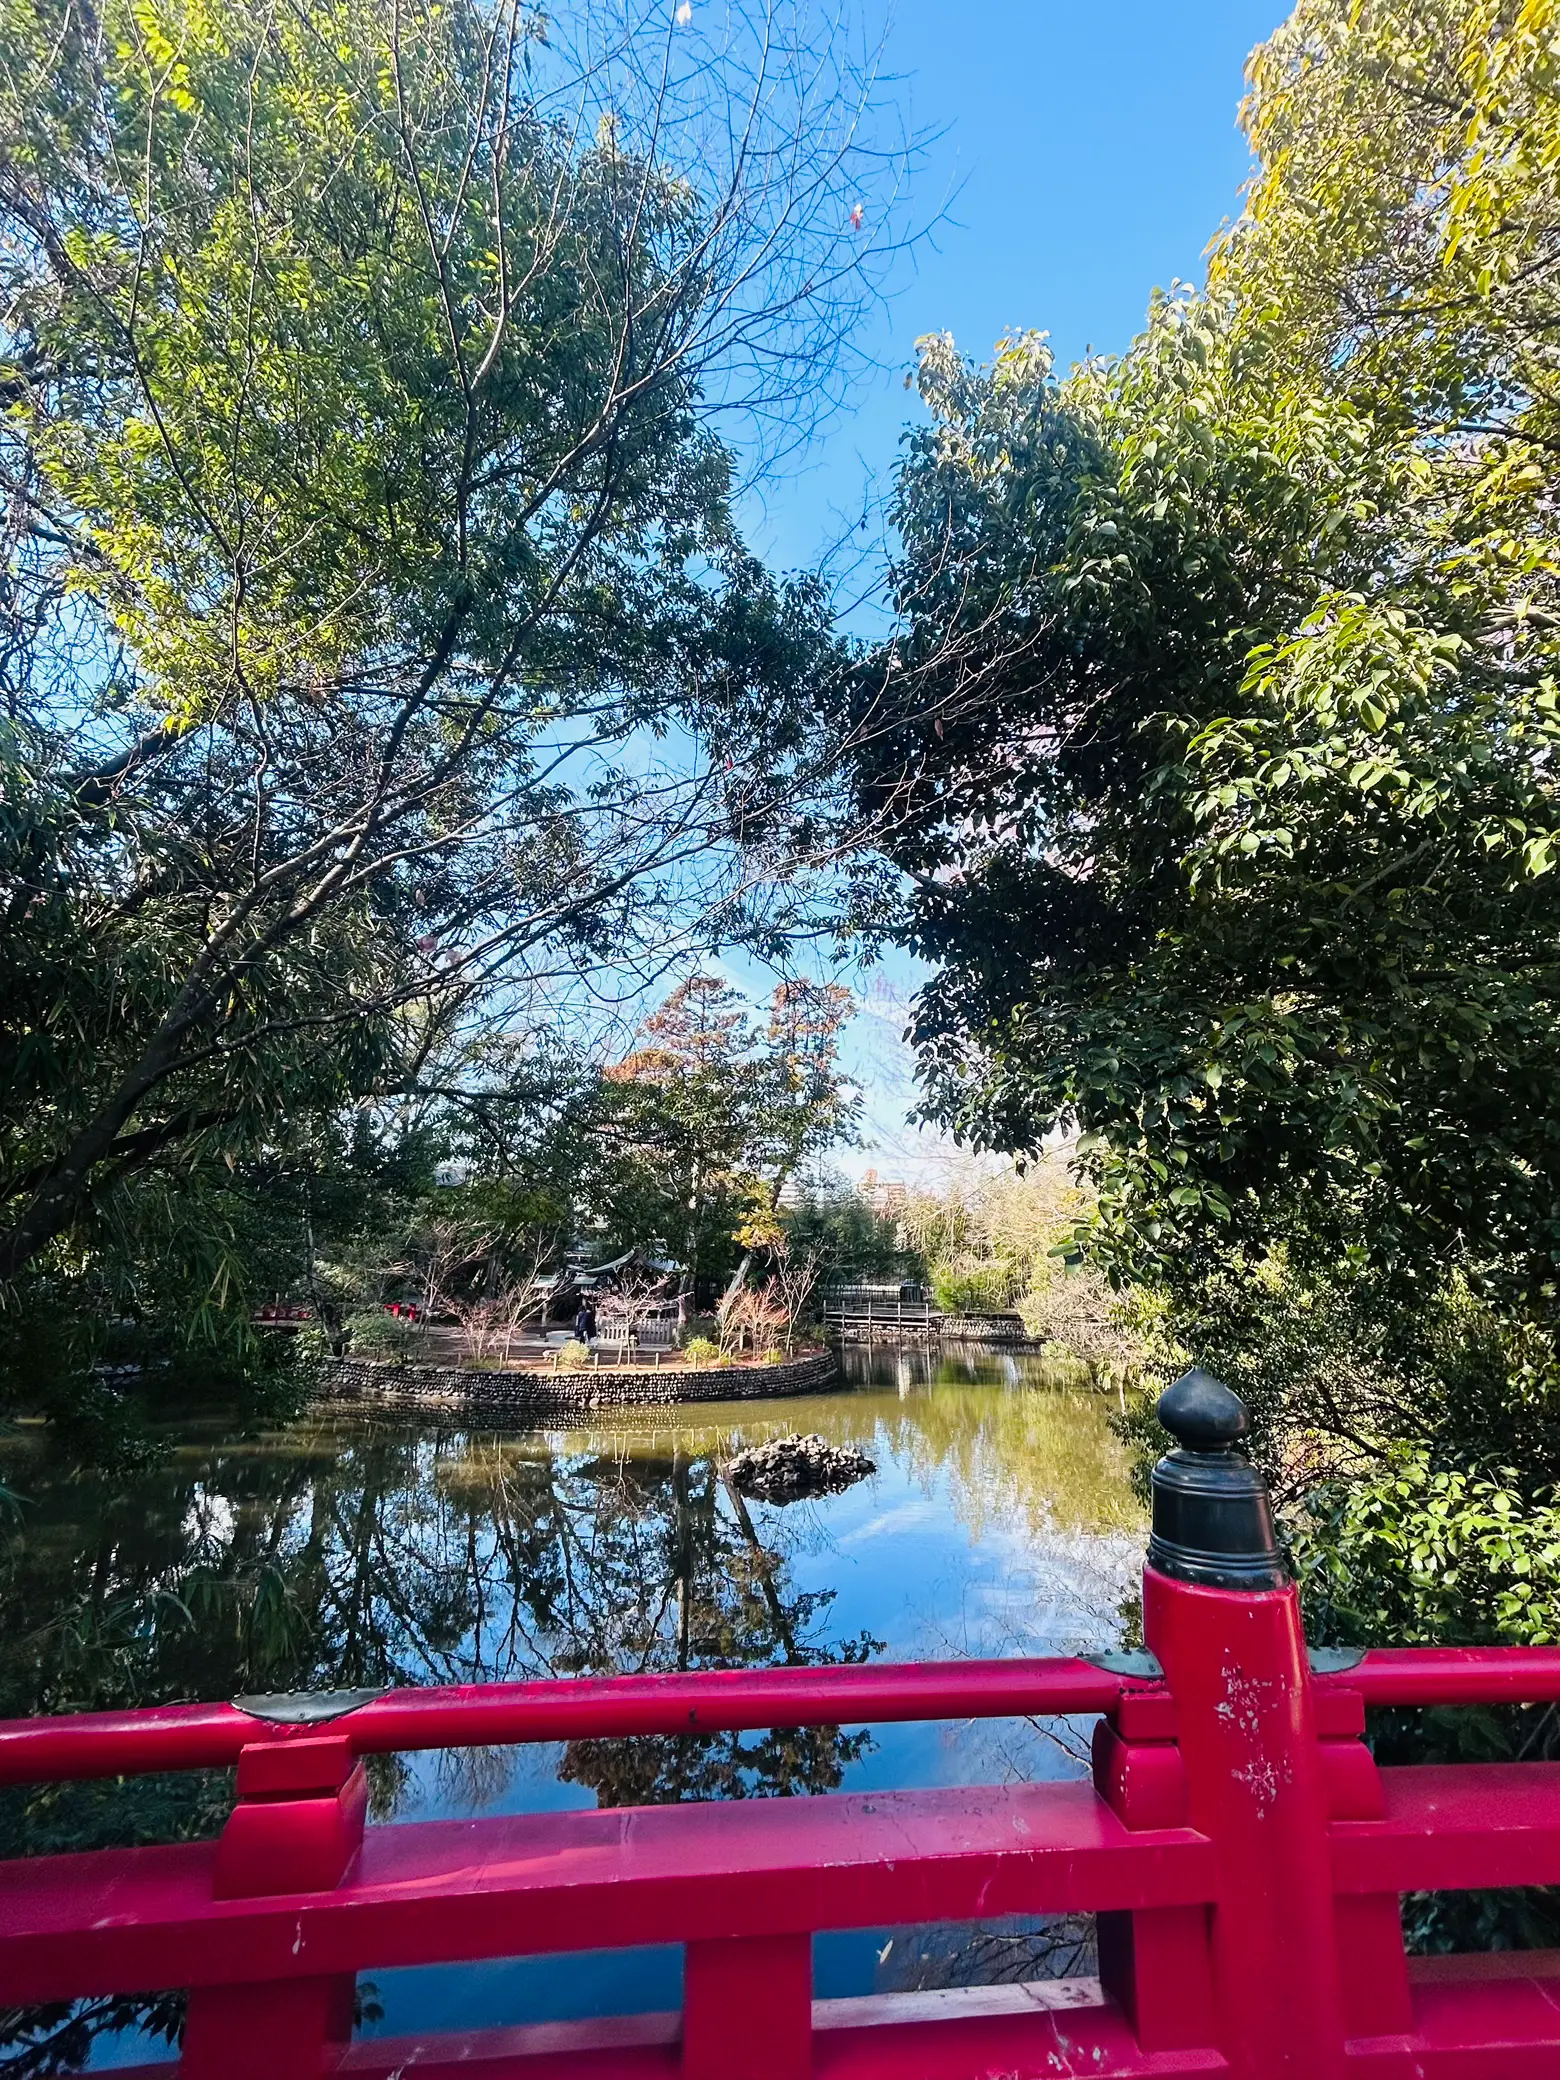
(7, 1373, 1560, 2079)
(0, 1658, 1126, 1784)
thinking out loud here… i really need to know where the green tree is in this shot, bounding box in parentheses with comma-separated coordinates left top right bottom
(857, 285, 1560, 1330)
(594, 975, 857, 1313)
(594, 977, 762, 1309)
(848, 9, 1560, 1898)
(852, 2, 1560, 1947)
(779, 1178, 906, 1284)
(850, 11, 1560, 1328)
(719, 979, 859, 1311)
(1214, 0, 1560, 469)
(0, 0, 903, 1376)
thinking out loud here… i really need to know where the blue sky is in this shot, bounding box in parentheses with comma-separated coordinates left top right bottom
(722, 0, 1288, 1183)
(744, 0, 1287, 583)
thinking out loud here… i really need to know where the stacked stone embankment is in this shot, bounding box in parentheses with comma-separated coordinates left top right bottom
(935, 1312, 1029, 1341)
(310, 1348, 838, 1421)
(830, 1312, 1029, 1344)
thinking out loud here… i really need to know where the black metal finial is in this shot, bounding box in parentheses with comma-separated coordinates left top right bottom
(1155, 1367, 1249, 1452)
(1147, 1369, 1286, 1591)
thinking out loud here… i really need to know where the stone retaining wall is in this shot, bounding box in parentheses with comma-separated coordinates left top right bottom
(309, 1347, 839, 1422)
(937, 1312, 1029, 1342)
(832, 1312, 1030, 1345)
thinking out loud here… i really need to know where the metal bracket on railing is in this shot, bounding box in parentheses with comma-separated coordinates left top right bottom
(1085, 1650, 1165, 1681)
(231, 1688, 388, 1725)
(1084, 1646, 1363, 1682)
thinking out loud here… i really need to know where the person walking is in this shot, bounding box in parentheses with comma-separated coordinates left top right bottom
(573, 1299, 597, 1344)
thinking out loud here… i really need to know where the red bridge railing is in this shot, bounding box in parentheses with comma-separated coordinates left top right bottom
(5, 1371, 1560, 2078)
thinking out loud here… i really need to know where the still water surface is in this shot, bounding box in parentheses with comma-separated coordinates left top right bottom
(0, 1345, 1143, 2065)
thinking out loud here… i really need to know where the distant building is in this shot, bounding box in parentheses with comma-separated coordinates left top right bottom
(857, 1168, 908, 1218)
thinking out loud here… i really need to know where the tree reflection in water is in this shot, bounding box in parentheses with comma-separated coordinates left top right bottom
(0, 1357, 1140, 2070)
(0, 1422, 879, 1860)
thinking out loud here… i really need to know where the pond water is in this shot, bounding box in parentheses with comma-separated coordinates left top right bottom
(0, 1345, 1144, 2069)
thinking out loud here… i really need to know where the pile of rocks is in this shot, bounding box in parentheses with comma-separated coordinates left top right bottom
(725, 1432, 875, 1504)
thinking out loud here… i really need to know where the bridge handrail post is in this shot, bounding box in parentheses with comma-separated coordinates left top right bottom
(1092, 1685, 1216, 2053)
(1141, 1369, 1349, 2080)
(682, 1933, 811, 2080)
(180, 1728, 367, 2080)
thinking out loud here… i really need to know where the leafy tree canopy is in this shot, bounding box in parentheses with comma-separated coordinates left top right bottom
(592, 973, 857, 1303)
(857, 2, 1560, 1331)
(0, 0, 903, 1367)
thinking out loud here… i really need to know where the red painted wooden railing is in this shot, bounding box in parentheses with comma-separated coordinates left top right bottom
(7, 1588, 1560, 2078)
(10, 1361, 1560, 2080)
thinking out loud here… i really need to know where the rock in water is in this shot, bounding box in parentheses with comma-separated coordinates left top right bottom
(725, 1432, 875, 1504)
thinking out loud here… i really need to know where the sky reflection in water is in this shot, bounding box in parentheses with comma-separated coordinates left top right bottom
(0, 1344, 1143, 2062)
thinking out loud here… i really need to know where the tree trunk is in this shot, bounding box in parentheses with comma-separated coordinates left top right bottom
(717, 1251, 754, 1322)
(0, 999, 209, 1282)
(716, 1165, 792, 1322)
